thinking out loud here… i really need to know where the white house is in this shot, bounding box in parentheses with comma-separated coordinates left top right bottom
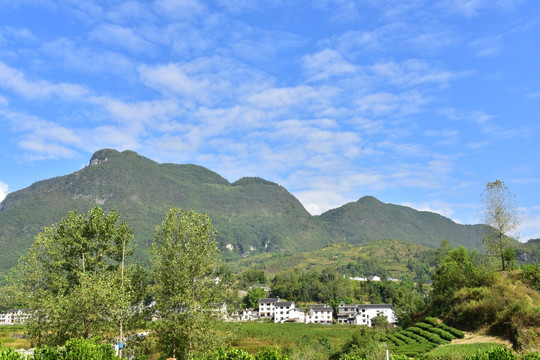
(273, 301, 296, 323)
(0, 309, 30, 325)
(258, 297, 280, 318)
(337, 303, 396, 326)
(305, 304, 333, 324)
(240, 308, 259, 321)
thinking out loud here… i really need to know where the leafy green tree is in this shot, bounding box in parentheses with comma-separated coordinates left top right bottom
(240, 268, 266, 287)
(151, 208, 224, 360)
(245, 287, 267, 308)
(481, 180, 520, 270)
(10, 207, 133, 347)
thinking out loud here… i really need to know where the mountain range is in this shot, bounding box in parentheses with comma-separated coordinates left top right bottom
(0, 149, 488, 277)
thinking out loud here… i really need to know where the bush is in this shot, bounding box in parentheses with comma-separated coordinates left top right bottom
(424, 317, 440, 327)
(32, 338, 119, 360)
(429, 327, 456, 341)
(401, 330, 429, 344)
(438, 323, 465, 339)
(416, 322, 434, 331)
(0, 342, 24, 360)
(393, 333, 415, 345)
(465, 346, 517, 360)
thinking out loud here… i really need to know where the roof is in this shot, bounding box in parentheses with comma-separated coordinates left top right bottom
(310, 304, 332, 311)
(258, 298, 280, 303)
(356, 304, 394, 309)
(275, 301, 294, 307)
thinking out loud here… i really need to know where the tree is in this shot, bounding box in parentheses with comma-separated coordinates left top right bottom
(10, 207, 133, 347)
(481, 180, 520, 270)
(245, 287, 267, 308)
(151, 208, 224, 360)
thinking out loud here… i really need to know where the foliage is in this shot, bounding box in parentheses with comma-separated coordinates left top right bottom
(519, 264, 540, 291)
(151, 208, 225, 359)
(329, 329, 386, 360)
(0, 341, 24, 360)
(33, 337, 119, 360)
(8, 207, 133, 347)
(420, 343, 505, 360)
(240, 268, 267, 288)
(465, 346, 517, 360)
(188, 346, 289, 360)
(245, 287, 267, 309)
(481, 180, 520, 271)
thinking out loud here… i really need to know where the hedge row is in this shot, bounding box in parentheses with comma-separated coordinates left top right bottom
(407, 326, 448, 345)
(424, 317, 465, 339)
(392, 343, 438, 357)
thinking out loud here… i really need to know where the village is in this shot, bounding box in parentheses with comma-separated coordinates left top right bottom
(235, 298, 396, 326)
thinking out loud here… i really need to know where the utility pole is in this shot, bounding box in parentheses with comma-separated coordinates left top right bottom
(119, 235, 126, 358)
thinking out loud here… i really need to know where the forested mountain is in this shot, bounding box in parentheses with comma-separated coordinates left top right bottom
(0, 149, 485, 277)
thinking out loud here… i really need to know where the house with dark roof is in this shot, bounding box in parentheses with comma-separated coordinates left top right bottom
(305, 304, 333, 324)
(337, 303, 396, 326)
(258, 297, 280, 318)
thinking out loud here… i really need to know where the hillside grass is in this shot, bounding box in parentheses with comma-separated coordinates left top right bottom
(228, 239, 433, 278)
(422, 343, 506, 360)
(0, 325, 29, 349)
(211, 321, 386, 355)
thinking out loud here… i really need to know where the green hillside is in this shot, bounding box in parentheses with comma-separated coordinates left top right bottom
(319, 196, 485, 250)
(0, 149, 485, 278)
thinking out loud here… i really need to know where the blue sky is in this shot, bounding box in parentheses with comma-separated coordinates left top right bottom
(1, 0, 539, 240)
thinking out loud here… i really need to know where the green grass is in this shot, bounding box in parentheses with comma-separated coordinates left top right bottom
(211, 321, 385, 354)
(421, 343, 506, 360)
(0, 325, 29, 349)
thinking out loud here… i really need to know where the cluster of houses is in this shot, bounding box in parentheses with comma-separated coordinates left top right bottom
(236, 298, 396, 326)
(0, 309, 29, 325)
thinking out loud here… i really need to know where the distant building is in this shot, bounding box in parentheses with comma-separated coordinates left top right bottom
(0, 309, 30, 325)
(273, 301, 296, 323)
(305, 304, 333, 324)
(337, 303, 396, 326)
(258, 297, 280, 318)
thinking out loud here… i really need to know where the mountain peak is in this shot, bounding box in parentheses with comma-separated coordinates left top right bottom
(89, 148, 121, 166)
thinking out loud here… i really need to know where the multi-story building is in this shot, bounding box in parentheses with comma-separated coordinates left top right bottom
(337, 303, 396, 326)
(258, 297, 280, 317)
(305, 304, 333, 324)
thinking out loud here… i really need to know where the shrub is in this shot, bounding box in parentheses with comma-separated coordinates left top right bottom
(393, 333, 415, 345)
(401, 331, 429, 344)
(424, 317, 440, 327)
(429, 327, 456, 341)
(190, 347, 255, 360)
(438, 323, 465, 339)
(416, 322, 434, 331)
(0, 342, 24, 360)
(392, 343, 437, 357)
(386, 335, 406, 347)
(465, 346, 517, 360)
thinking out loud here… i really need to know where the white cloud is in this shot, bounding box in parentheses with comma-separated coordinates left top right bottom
(519, 208, 540, 241)
(401, 200, 457, 220)
(355, 91, 427, 116)
(303, 49, 357, 81)
(89, 24, 156, 54)
(369, 60, 455, 87)
(155, 0, 206, 19)
(0, 62, 89, 100)
(0, 181, 7, 202)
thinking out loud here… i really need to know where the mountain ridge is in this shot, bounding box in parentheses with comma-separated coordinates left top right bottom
(0, 149, 486, 277)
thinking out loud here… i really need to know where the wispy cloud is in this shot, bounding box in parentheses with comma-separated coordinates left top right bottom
(0, 62, 90, 100)
(0, 181, 7, 202)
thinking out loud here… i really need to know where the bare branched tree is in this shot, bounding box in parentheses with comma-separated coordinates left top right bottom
(481, 180, 520, 270)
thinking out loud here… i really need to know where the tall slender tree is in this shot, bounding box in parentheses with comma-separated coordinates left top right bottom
(481, 180, 520, 271)
(11, 207, 133, 347)
(151, 208, 224, 359)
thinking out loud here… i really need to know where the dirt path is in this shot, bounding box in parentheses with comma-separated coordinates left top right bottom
(451, 332, 512, 348)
